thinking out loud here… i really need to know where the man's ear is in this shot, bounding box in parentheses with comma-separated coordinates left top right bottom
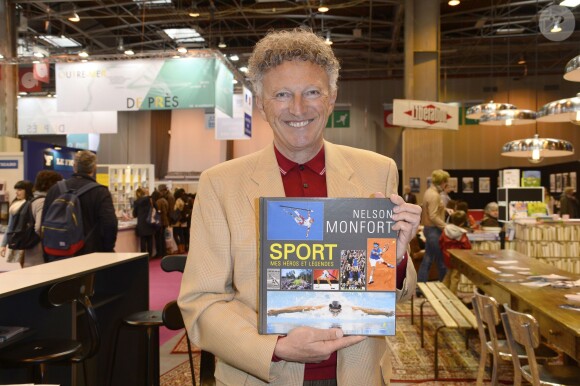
(256, 95, 267, 120)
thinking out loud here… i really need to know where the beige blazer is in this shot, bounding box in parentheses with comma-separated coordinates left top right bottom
(178, 141, 417, 386)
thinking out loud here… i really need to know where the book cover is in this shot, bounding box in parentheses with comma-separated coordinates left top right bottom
(521, 170, 541, 187)
(258, 197, 397, 336)
(503, 169, 521, 188)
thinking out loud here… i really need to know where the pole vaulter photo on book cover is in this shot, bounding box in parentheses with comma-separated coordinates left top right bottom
(258, 197, 397, 336)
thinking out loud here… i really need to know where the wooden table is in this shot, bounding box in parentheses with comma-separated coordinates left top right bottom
(450, 249, 580, 363)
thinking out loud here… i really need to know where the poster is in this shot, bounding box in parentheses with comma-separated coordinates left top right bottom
(409, 177, 420, 193)
(479, 177, 490, 193)
(447, 177, 458, 193)
(462, 177, 474, 193)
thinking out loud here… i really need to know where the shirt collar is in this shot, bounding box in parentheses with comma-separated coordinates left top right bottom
(274, 146, 326, 176)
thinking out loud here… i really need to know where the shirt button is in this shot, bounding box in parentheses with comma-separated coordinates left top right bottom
(299, 165, 305, 171)
(303, 183, 309, 188)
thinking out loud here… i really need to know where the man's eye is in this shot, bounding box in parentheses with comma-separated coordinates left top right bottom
(304, 90, 321, 98)
(275, 92, 292, 100)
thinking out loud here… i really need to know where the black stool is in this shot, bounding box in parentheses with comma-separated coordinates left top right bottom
(108, 254, 187, 386)
(0, 273, 100, 385)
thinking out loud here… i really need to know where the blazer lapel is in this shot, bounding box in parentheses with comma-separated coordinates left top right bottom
(324, 141, 365, 198)
(246, 144, 286, 213)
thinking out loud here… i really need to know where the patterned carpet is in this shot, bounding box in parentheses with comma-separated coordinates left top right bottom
(161, 297, 515, 385)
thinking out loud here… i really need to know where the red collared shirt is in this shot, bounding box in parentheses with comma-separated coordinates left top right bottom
(273, 145, 407, 380)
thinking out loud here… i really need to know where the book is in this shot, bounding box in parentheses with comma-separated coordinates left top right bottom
(258, 197, 397, 336)
(503, 169, 520, 188)
(0, 325, 29, 343)
(521, 170, 541, 187)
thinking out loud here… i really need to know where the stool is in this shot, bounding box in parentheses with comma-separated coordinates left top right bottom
(108, 310, 163, 386)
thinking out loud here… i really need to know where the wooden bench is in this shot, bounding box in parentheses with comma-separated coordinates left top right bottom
(411, 282, 478, 380)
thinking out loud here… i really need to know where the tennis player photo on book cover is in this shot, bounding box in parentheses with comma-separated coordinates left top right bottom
(258, 197, 397, 336)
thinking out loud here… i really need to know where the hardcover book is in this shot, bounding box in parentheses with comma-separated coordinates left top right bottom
(258, 197, 397, 336)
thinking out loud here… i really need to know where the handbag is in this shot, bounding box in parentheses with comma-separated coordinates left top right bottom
(146, 198, 161, 228)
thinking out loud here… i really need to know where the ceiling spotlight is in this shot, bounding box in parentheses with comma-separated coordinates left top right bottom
(517, 54, 526, 65)
(318, 1, 329, 13)
(325, 31, 333, 45)
(0, 54, 4, 59)
(448, 0, 460, 6)
(229, 54, 239, 61)
(239, 66, 248, 73)
(551, 17, 563, 32)
(233, 79, 238, 84)
(78, 50, 89, 58)
(177, 46, 188, 54)
(172, 55, 181, 59)
(189, 11, 200, 17)
(67, 7, 80, 23)
(218, 38, 227, 49)
(33, 51, 45, 58)
(124, 49, 135, 56)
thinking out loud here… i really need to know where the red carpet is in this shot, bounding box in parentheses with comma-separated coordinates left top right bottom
(149, 257, 184, 345)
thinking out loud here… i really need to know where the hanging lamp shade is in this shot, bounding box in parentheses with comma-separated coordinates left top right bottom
(536, 93, 580, 123)
(479, 109, 537, 126)
(466, 102, 517, 120)
(564, 55, 580, 82)
(501, 134, 574, 159)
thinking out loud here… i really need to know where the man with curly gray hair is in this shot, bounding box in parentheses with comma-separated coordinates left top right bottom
(179, 27, 420, 386)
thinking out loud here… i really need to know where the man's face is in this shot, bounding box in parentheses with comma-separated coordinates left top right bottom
(256, 60, 337, 160)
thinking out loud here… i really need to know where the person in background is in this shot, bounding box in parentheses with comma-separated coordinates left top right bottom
(133, 187, 156, 258)
(455, 200, 478, 230)
(172, 188, 188, 254)
(419, 169, 449, 284)
(42, 150, 117, 255)
(178, 27, 420, 385)
(151, 190, 167, 258)
(182, 193, 195, 252)
(403, 185, 417, 204)
(559, 187, 579, 219)
(24, 171, 63, 267)
(544, 188, 555, 215)
(480, 202, 500, 228)
(0, 180, 33, 264)
(439, 210, 471, 294)
(440, 184, 453, 208)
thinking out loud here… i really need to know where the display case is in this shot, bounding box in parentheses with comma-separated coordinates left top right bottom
(96, 164, 155, 218)
(497, 187, 544, 222)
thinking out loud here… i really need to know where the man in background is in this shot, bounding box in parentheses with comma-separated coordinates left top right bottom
(403, 185, 417, 204)
(42, 150, 117, 255)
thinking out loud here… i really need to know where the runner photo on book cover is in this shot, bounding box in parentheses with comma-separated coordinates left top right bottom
(265, 291, 396, 335)
(313, 269, 339, 290)
(367, 238, 396, 290)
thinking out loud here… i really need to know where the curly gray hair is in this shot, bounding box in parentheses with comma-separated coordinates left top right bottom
(247, 27, 340, 97)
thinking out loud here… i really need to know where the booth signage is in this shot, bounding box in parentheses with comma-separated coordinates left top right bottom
(215, 87, 253, 140)
(393, 99, 458, 130)
(0, 160, 19, 169)
(56, 58, 233, 113)
(18, 98, 117, 135)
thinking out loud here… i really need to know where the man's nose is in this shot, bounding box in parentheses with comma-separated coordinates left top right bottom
(288, 95, 306, 116)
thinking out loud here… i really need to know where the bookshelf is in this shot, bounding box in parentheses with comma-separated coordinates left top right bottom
(513, 220, 580, 274)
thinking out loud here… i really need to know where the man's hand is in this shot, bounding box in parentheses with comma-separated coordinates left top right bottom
(371, 192, 422, 264)
(273, 327, 366, 363)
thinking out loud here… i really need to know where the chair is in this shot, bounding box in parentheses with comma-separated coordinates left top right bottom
(162, 300, 195, 385)
(472, 289, 558, 386)
(501, 304, 580, 386)
(0, 273, 100, 385)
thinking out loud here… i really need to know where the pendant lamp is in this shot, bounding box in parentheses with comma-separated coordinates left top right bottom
(536, 93, 580, 124)
(479, 109, 537, 126)
(564, 55, 580, 82)
(501, 133, 574, 163)
(465, 102, 517, 120)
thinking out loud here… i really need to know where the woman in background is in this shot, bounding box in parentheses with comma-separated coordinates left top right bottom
(0, 180, 33, 264)
(480, 202, 500, 228)
(133, 187, 156, 258)
(172, 188, 188, 254)
(24, 171, 63, 267)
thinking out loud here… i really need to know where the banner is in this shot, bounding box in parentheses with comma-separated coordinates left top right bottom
(18, 97, 117, 135)
(56, 58, 233, 113)
(215, 87, 253, 140)
(33, 61, 50, 83)
(19, 68, 41, 93)
(393, 99, 458, 130)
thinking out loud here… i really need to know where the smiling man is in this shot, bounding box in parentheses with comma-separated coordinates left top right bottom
(178, 27, 420, 386)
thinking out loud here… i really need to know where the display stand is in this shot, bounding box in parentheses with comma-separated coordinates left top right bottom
(497, 187, 544, 222)
(97, 164, 155, 216)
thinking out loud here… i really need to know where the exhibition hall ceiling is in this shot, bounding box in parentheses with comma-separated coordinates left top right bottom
(9, 0, 580, 81)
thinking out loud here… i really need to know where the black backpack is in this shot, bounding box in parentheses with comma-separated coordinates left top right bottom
(7, 197, 42, 250)
(41, 180, 100, 261)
